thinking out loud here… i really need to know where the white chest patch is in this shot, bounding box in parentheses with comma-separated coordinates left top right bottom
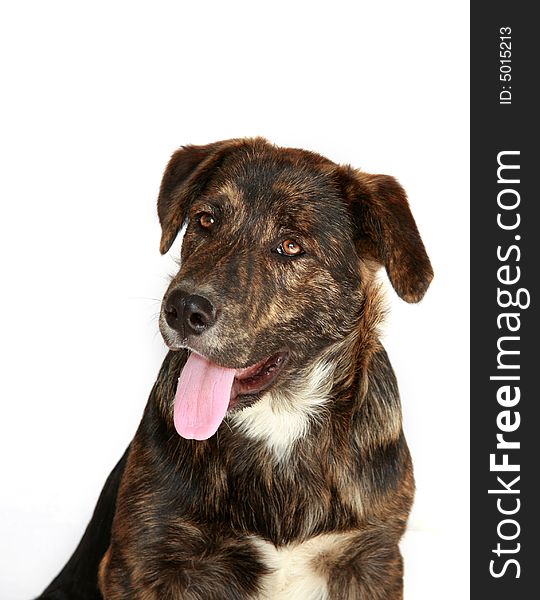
(251, 533, 346, 600)
(228, 361, 334, 460)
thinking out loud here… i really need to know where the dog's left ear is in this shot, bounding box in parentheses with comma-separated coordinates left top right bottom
(336, 166, 434, 303)
(157, 139, 245, 254)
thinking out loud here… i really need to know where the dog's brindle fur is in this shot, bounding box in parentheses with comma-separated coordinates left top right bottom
(38, 138, 432, 600)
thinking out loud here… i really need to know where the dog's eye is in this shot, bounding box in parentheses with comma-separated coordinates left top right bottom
(196, 212, 216, 230)
(275, 239, 304, 257)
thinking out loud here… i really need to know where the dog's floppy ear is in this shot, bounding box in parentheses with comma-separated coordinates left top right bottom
(337, 166, 433, 303)
(157, 139, 244, 254)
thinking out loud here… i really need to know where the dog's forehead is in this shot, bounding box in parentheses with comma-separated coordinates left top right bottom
(207, 152, 348, 230)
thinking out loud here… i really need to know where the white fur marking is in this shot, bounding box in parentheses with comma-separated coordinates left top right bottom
(251, 533, 345, 600)
(229, 361, 334, 459)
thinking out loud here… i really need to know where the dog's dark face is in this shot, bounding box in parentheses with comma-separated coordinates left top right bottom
(158, 138, 433, 407)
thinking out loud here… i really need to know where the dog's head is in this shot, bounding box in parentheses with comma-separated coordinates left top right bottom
(157, 138, 432, 440)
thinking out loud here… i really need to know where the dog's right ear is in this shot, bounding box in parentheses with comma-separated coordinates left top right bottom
(157, 140, 243, 254)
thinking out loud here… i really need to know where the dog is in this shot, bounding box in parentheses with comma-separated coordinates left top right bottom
(38, 137, 433, 600)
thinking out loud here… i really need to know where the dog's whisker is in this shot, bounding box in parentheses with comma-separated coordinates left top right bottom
(127, 296, 163, 303)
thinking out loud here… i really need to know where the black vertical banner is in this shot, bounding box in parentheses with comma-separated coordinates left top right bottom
(471, 2, 538, 598)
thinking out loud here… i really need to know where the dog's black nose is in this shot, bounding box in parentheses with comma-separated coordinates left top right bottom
(164, 289, 217, 336)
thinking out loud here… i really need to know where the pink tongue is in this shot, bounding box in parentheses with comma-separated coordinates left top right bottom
(173, 352, 236, 440)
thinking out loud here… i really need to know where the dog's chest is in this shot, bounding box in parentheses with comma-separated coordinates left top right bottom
(250, 533, 346, 600)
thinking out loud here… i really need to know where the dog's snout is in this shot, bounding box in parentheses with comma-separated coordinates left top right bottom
(164, 289, 217, 336)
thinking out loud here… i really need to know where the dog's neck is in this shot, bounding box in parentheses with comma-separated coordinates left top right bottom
(227, 288, 386, 461)
(227, 355, 337, 460)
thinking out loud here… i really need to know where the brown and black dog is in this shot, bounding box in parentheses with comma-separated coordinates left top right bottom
(38, 138, 433, 600)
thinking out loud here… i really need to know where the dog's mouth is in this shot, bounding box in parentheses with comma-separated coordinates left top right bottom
(231, 351, 289, 403)
(173, 350, 288, 440)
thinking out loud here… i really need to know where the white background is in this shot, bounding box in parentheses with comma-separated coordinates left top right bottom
(0, 1, 469, 598)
